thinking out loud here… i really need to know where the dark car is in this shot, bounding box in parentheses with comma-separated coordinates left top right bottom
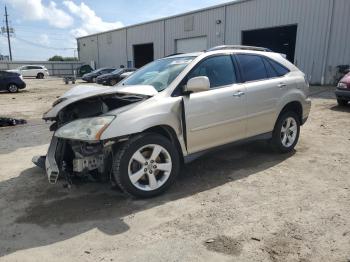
(0, 70, 26, 93)
(82, 67, 116, 83)
(335, 72, 350, 106)
(96, 68, 136, 86)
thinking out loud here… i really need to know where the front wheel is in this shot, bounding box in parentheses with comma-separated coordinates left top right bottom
(337, 99, 348, 106)
(271, 111, 300, 153)
(112, 134, 180, 198)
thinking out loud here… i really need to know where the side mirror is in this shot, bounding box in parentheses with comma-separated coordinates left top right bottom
(184, 76, 210, 94)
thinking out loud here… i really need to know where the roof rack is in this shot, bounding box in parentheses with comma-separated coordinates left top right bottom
(207, 45, 272, 52)
(164, 53, 184, 57)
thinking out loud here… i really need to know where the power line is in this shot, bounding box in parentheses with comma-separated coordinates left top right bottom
(11, 35, 76, 50)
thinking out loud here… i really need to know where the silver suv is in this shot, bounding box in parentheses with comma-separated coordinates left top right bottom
(35, 45, 311, 198)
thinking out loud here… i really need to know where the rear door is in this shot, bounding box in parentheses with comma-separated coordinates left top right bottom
(183, 55, 247, 153)
(235, 54, 291, 137)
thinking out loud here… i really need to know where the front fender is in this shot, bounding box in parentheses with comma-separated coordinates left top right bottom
(101, 96, 183, 140)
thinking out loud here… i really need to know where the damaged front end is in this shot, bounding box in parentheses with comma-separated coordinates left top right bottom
(33, 85, 156, 185)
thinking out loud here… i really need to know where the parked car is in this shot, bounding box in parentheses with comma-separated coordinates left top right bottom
(8, 65, 49, 79)
(81, 68, 116, 83)
(96, 68, 136, 86)
(34, 45, 311, 198)
(335, 71, 350, 106)
(0, 70, 26, 93)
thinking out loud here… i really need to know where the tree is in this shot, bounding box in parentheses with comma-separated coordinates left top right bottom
(48, 55, 78, 61)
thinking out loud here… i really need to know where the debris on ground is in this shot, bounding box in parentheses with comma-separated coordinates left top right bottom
(0, 117, 27, 127)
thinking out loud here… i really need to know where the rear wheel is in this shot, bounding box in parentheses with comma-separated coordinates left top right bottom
(271, 111, 300, 153)
(337, 99, 348, 106)
(112, 134, 180, 198)
(8, 84, 18, 93)
(37, 73, 44, 79)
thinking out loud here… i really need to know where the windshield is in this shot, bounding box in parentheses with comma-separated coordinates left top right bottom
(122, 56, 195, 91)
(111, 69, 123, 74)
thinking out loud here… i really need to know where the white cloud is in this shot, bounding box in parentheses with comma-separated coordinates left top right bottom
(38, 34, 50, 45)
(63, 1, 124, 37)
(5, 0, 73, 28)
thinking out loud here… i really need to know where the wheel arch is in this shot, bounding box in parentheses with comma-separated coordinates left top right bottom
(277, 101, 303, 125)
(142, 125, 185, 163)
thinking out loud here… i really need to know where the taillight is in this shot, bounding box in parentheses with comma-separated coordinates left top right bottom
(337, 82, 348, 89)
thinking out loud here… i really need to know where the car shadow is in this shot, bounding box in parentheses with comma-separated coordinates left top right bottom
(0, 141, 295, 257)
(329, 104, 350, 112)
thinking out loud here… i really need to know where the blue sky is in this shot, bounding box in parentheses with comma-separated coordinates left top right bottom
(0, 0, 230, 60)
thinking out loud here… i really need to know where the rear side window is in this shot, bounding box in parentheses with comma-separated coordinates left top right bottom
(236, 54, 268, 82)
(188, 55, 237, 88)
(267, 58, 289, 77)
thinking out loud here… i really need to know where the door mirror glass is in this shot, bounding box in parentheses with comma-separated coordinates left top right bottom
(184, 76, 210, 93)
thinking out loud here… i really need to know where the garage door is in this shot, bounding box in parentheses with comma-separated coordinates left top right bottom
(176, 36, 207, 53)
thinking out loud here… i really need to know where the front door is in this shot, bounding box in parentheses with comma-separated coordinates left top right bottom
(183, 55, 247, 154)
(20, 66, 30, 77)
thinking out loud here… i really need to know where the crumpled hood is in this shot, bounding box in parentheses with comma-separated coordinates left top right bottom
(44, 84, 158, 119)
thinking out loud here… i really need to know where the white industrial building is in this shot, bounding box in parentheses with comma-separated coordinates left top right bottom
(77, 0, 350, 85)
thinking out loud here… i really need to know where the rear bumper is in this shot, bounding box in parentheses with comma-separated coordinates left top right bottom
(18, 81, 26, 89)
(335, 89, 350, 101)
(302, 98, 311, 124)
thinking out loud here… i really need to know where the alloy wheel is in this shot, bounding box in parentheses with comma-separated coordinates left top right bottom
(280, 117, 297, 147)
(8, 84, 18, 93)
(128, 144, 172, 191)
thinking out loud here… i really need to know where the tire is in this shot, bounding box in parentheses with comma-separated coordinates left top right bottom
(8, 84, 18, 93)
(337, 99, 348, 106)
(271, 111, 300, 153)
(37, 73, 44, 79)
(112, 134, 180, 198)
(92, 77, 96, 83)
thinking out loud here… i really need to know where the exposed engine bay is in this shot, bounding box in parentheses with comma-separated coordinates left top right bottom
(34, 91, 148, 185)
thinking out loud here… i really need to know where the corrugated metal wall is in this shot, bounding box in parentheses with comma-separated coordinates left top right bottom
(78, 35, 98, 68)
(164, 7, 225, 54)
(127, 21, 165, 62)
(326, 0, 350, 84)
(77, 0, 350, 85)
(225, 0, 332, 84)
(97, 29, 127, 68)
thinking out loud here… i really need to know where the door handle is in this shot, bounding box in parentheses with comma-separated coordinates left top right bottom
(233, 91, 245, 97)
(277, 83, 287, 88)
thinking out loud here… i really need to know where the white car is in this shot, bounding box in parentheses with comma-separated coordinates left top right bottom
(8, 65, 49, 79)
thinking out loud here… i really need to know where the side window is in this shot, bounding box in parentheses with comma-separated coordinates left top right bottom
(188, 55, 237, 88)
(21, 66, 28, 70)
(236, 54, 268, 82)
(263, 58, 279, 78)
(267, 58, 289, 77)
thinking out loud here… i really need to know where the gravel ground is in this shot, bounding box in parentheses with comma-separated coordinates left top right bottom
(0, 79, 349, 262)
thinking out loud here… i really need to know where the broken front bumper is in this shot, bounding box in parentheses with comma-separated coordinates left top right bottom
(33, 135, 109, 184)
(45, 136, 60, 184)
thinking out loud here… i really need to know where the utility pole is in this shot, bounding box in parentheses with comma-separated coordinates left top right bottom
(4, 5, 12, 61)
